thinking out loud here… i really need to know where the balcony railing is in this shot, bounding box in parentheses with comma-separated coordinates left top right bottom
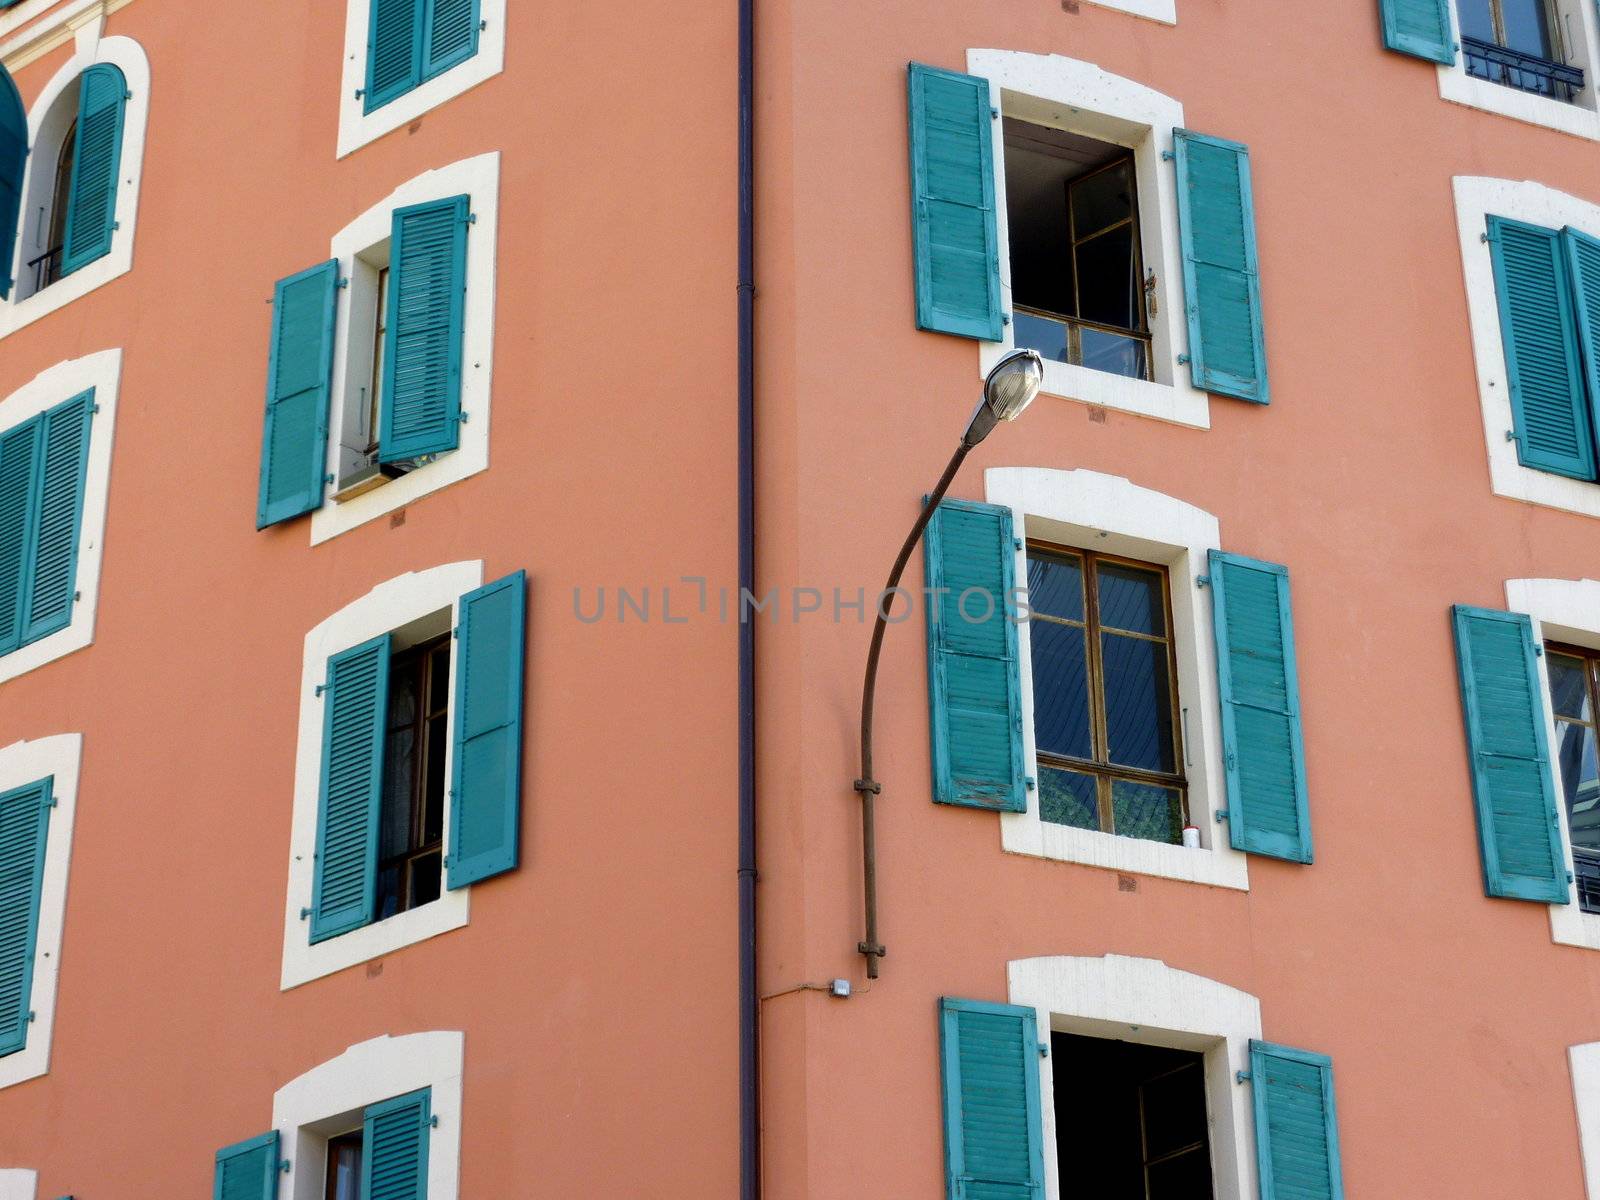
(1576, 849, 1600, 914)
(1463, 34, 1585, 103)
(27, 244, 62, 294)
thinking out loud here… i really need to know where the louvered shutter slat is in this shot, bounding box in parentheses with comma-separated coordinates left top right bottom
(310, 635, 391, 942)
(1379, 0, 1456, 64)
(447, 570, 526, 889)
(1452, 605, 1568, 902)
(380, 196, 468, 463)
(1209, 550, 1312, 862)
(258, 262, 338, 528)
(363, 1088, 431, 1200)
(0, 419, 40, 655)
(366, 0, 423, 112)
(23, 392, 92, 643)
(0, 66, 26, 300)
(1489, 217, 1596, 479)
(925, 500, 1025, 812)
(212, 1131, 280, 1200)
(1174, 130, 1270, 404)
(424, 0, 480, 77)
(0, 779, 50, 1058)
(940, 998, 1044, 1200)
(1251, 1041, 1345, 1200)
(60, 64, 126, 276)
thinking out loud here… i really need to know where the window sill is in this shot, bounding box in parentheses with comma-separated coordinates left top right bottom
(982, 346, 1211, 429)
(1082, 0, 1176, 23)
(1439, 64, 1600, 139)
(1000, 810, 1247, 888)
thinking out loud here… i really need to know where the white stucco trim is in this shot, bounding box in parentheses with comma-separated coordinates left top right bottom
(1083, 0, 1175, 23)
(0, 734, 80, 1092)
(1009, 955, 1260, 1200)
(311, 152, 500, 545)
(1436, 0, 1600, 139)
(1453, 176, 1600, 518)
(0, 34, 148, 337)
(0, 0, 137, 72)
(0, 1170, 36, 1200)
(985, 468, 1247, 889)
(1574, 1041, 1600, 1197)
(273, 1032, 464, 1200)
(1504, 577, 1600, 951)
(968, 50, 1208, 430)
(281, 562, 482, 990)
(0, 350, 119, 685)
(336, 0, 506, 158)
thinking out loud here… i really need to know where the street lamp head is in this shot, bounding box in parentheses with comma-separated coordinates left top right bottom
(963, 347, 1044, 447)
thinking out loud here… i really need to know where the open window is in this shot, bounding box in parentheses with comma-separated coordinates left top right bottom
(1459, 0, 1584, 101)
(1546, 643, 1600, 911)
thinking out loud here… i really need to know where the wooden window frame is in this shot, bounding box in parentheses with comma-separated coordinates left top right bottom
(1027, 542, 1188, 838)
(376, 632, 450, 919)
(1137, 1059, 1213, 1198)
(324, 1129, 363, 1200)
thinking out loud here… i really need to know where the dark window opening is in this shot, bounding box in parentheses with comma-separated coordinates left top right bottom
(1003, 118, 1150, 381)
(376, 633, 450, 921)
(1548, 643, 1600, 912)
(1028, 545, 1187, 844)
(1459, 0, 1584, 102)
(324, 1131, 362, 1200)
(33, 121, 75, 292)
(1052, 1033, 1214, 1200)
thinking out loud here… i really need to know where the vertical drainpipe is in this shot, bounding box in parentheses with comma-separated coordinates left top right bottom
(737, 1, 759, 1199)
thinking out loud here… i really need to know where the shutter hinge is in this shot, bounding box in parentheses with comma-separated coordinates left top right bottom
(1195, 574, 1210, 588)
(458, 410, 469, 424)
(1038, 1042, 1050, 1058)
(1235, 1069, 1251, 1084)
(1013, 537, 1023, 550)
(1226, 750, 1237, 770)
(990, 107, 1000, 119)
(89, 404, 100, 415)
(1002, 312, 1011, 326)
(355, 88, 366, 100)
(1480, 232, 1491, 244)
(124, 88, 132, 100)
(43, 795, 57, 809)
(1025, 776, 1036, 791)
(72, 591, 80, 602)
(1535, 644, 1545, 657)
(1161, 150, 1176, 161)
(480, 18, 488, 30)
(300, 907, 310, 920)
(111, 221, 121, 231)
(337, 277, 350, 289)
(1216, 809, 1230, 822)
(315, 681, 331, 697)
(280, 1161, 292, 1173)
(430, 1115, 441, 1128)
(324, 473, 336, 485)
(1176, 353, 1191, 365)
(1506, 429, 1519, 442)
(467, 213, 478, 225)
(26, 1011, 35, 1023)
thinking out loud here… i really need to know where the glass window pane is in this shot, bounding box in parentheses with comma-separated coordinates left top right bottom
(1111, 779, 1182, 844)
(424, 715, 448, 844)
(1140, 1065, 1208, 1160)
(1101, 632, 1176, 773)
(1013, 309, 1070, 363)
(380, 724, 417, 859)
(1027, 553, 1084, 622)
(1074, 225, 1139, 331)
(1557, 720, 1600, 853)
(374, 862, 402, 922)
(429, 643, 452, 712)
(1079, 325, 1147, 380)
(1097, 562, 1165, 635)
(1031, 620, 1093, 760)
(1548, 652, 1592, 721)
(1456, 0, 1496, 41)
(1069, 160, 1134, 239)
(1500, 0, 1553, 57)
(410, 850, 443, 909)
(1039, 766, 1098, 830)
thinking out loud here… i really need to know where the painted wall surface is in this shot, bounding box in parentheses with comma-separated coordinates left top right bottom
(752, 2, 1600, 1199)
(0, 1, 740, 1196)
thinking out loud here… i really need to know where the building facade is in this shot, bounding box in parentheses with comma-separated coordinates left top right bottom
(4, 0, 1600, 1197)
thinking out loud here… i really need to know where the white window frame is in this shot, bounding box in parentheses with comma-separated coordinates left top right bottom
(986, 467, 1247, 889)
(0, 349, 118, 685)
(1504, 577, 1600, 951)
(313, 152, 499, 546)
(1453, 176, 1600, 519)
(0, 1171, 36, 1200)
(1574, 1041, 1600, 1197)
(969, 49, 1209, 430)
(0, 29, 148, 337)
(273, 1031, 464, 1200)
(337, 0, 506, 159)
(0, 733, 80, 1092)
(1436, 0, 1600, 139)
(1081, 0, 1175, 23)
(1009, 955, 1261, 1200)
(281, 561, 483, 990)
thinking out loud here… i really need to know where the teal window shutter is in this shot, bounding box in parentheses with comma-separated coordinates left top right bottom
(1488, 217, 1596, 480)
(1451, 605, 1569, 902)
(939, 998, 1044, 1200)
(60, 64, 126, 277)
(0, 392, 93, 656)
(1250, 1040, 1345, 1200)
(1562, 226, 1600, 473)
(423, 0, 481, 79)
(310, 634, 392, 943)
(0, 65, 26, 301)
(1208, 550, 1312, 863)
(363, 1087, 432, 1200)
(257, 262, 339, 529)
(0, 777, 51, 1058)
(379, 195, 469, 463)
(907, 63, 1003, 342)
(23, 392, 92, 645)
(1173, 130, 1270, 404)
(447, 570, 526, 890)
(367, 0, 423, 112)
(212, 1131, 280, 1200)
(924, 498, 1025, 812)
(1379, 0, 1456, 65)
